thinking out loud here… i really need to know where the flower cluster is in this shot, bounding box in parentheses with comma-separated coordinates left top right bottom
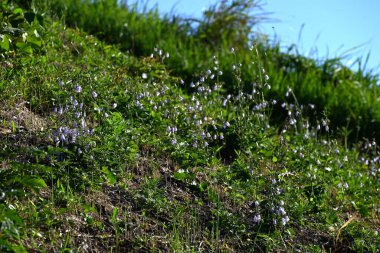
(51, 82, 96, 151)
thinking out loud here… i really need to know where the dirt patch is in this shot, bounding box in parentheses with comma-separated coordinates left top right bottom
(0, 100, 48, 134)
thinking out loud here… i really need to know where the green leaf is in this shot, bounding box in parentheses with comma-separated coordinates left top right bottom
(12, 8, 24, 15)
(16, 42, 33, 54)
(173, 172, 192, 181)
(199, 182, 208, 192)
(272, 156, 278, 163)
(20, 176, 47, 191)
(26, 35, 42, 48)
(0, 35, 10, 51)
(0, 239, 28, 253)
(111, 207, 119, 221)
(11, 120, 16, 133)
(259, 149, 272, 157)
(9, 243, 28, 253)
(102, 167, 116, 185)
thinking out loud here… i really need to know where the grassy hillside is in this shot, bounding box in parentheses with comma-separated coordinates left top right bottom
(1, 1, 379, 252)
(38, 0, 380, 144)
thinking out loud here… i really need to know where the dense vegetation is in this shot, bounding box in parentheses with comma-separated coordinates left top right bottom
(1, 0, 379, 252)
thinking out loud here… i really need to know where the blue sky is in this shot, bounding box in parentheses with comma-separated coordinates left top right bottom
(129, 0, 380, 74)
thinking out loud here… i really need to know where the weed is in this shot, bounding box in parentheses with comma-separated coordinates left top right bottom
(0, 1, 379, 252)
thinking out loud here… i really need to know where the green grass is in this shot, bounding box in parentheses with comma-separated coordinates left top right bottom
(34, 0, 380, 144)
(0, 1, 379, 252)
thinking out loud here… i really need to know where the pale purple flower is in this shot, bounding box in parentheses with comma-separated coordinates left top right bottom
(60, 134, 66, 142)
(223, 121, 230, 129)
(253, 214, 261, 223)
(75, 85, 82, 93)
(92, 91, 98, 98)
(281, 216, 290, 226)
(278, 206, 286, 215)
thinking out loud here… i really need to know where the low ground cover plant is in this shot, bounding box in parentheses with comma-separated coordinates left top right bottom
(0, 1, 379, 252)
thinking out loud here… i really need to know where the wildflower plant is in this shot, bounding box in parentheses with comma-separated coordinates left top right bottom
(0, 1, 379, 252)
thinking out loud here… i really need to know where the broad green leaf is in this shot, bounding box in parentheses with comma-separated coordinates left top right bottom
(16, 42, 33, 54)
(12, 8, 24, 15)
(0, 35, 10, 51)
(102, 167, 116, 185)
(21, 176, 47, 190)
(26, 35, 42, 48)
(173, 172, 191, 181)
(199, 182, 208, 192)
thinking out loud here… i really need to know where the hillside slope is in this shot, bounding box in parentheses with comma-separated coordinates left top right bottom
(0, 2, 379, 252)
